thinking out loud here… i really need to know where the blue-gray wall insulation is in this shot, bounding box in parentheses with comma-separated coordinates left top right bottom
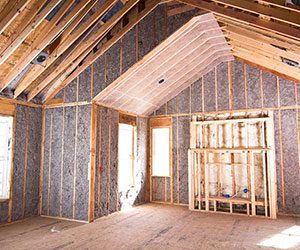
(152, 59, 300, 215)
(41, 105, 91, 221)
(0, 105, 42, 224)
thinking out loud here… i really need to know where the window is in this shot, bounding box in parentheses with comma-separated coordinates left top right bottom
(118, 124, 136, 191)
(152, 128, 170, 177)
(0, 115, 13, 200)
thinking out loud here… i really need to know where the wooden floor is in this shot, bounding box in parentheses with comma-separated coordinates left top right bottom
(1, 203, 300, 249)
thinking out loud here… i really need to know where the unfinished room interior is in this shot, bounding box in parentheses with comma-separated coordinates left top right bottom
(0, 0, 300, 249)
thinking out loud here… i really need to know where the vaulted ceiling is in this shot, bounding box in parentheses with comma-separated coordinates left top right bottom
(95, 13, 233, 116)
(0, 0, 299, 105)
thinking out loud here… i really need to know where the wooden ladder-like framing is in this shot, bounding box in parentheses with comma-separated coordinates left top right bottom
(188, 112, 277, 218)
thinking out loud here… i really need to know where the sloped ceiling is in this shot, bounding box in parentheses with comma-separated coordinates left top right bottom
(94, 13, 233, 116)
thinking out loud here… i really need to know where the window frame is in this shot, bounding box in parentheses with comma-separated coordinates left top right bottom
(118, 113, 137, 190)
(150, 118, 172, 178)
(0, 101, 16, 202)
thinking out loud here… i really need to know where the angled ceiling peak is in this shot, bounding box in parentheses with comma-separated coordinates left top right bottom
(94, 13, 233, 116)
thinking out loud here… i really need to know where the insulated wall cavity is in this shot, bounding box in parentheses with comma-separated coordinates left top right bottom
(41, 105, 91, 221)
(152, 59, 300, 215)
(1, 105, 42, 224)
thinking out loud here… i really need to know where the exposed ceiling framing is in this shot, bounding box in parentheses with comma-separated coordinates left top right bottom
(176, 0, 300, 82)
(0, 0, 299, 105)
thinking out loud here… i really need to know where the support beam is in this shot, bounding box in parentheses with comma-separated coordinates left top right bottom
(16, 0, 118, 99)
(42, 0, 160, 103)
(0, 0, 91, 92)
(0, 0, 32, 34)
(0, 0, 62, 65)
(39, 0, 141, 101)
(209, 0, 300, 27)
(233, 49, 300, 82)
(178, 0, 300, 40)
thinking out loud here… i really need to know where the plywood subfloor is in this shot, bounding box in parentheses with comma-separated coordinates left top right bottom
(1, 204, 300, 249)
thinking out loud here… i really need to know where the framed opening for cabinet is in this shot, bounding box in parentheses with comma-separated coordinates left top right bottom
(188, 112, 277, 218)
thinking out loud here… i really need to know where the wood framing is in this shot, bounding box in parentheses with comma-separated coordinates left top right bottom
(41, 0, 162, 102)
(0, 0, 32, 34)
(149, 117, 172, 203)
(23, 0, 118, 101)
(175, 0, 300, 82)
(0, 0, 299, 104)
(188, 113, 277, 218)
(178, 0, 300, 40)
(0, 0, 62, 65)
(0, 101, 16, 116)
(0, 0, 90, 92)
(88, 103, 97, 222)
(38, 108, 45, 216)
(39, 0, 142, 102)
(119, 113, 137, 126)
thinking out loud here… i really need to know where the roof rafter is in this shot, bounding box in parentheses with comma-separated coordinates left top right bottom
(0, 0, 93, 92)
(257, 0, 300, 13)
(0, 0, 32, 34)
(210, 0, 300, 27)
(32, 0, 146, 102)
(178, 0, 300, 41)
(53, 0, 99, 46)
(0, 0, 63, 65)
(42, 0, 162, 103)
(16, 0, 118, 99)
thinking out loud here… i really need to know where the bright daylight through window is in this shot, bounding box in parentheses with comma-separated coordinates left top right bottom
(152, 127, 170, 177)
(0, 115, 13, 200)
(119, 124, 135, 191)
